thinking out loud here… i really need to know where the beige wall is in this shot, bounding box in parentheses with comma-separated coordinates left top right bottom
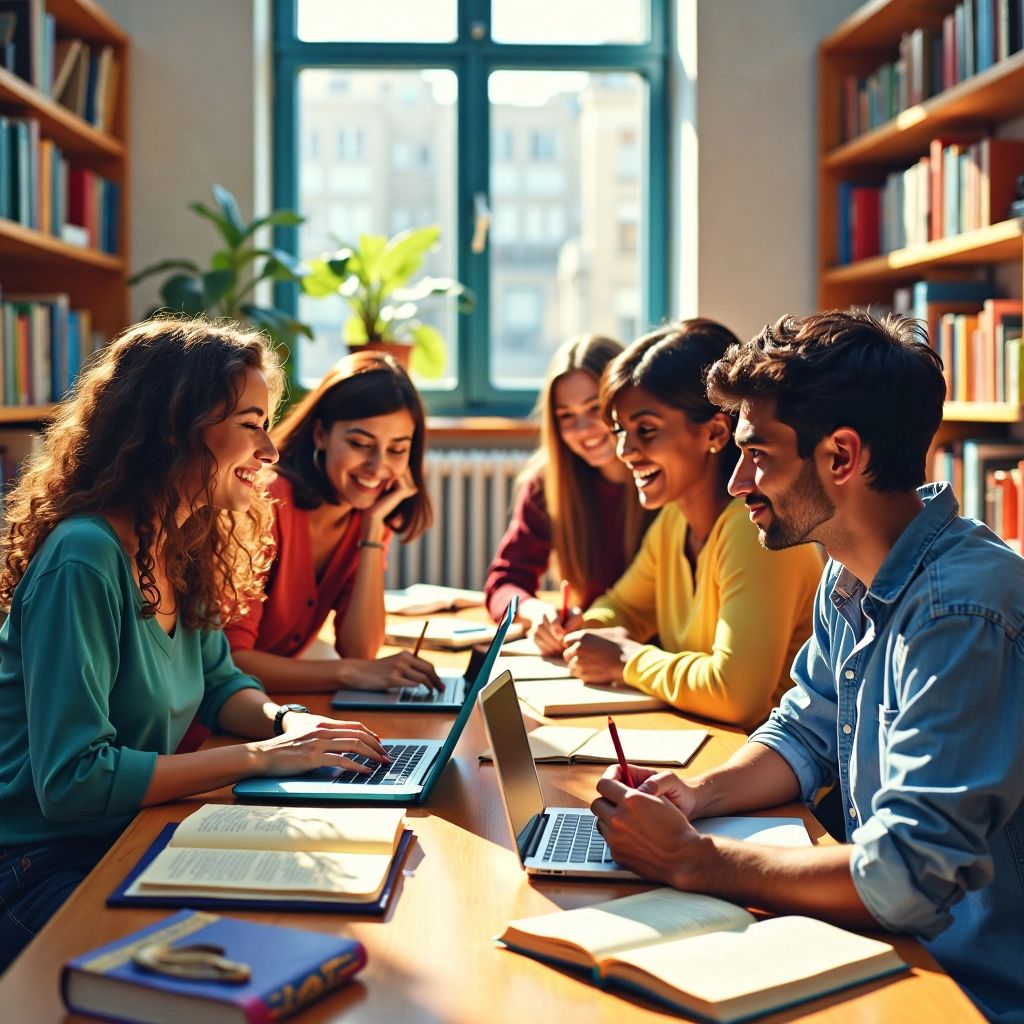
(100, 0, 861, 344)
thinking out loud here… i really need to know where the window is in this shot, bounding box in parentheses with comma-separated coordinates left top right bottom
(274, 1, 668, 412)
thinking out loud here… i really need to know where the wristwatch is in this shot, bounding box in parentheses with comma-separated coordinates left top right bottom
(273, 703, 310, 736)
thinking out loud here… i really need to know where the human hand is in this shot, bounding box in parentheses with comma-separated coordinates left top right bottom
(599, 763, 700, 818)
(250, 718, 389, 776)
(342, 651, 444, 692)
(591, 776, 709, 888)
(563, 627, 640, 684)
(365, 469, 417, 528)
(530, 610, 582, 656)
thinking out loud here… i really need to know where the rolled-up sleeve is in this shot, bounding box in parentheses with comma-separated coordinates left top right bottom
(749, 569, 841, 799)
(848, 614, 1024, 938)
(22, 563, 157, 822)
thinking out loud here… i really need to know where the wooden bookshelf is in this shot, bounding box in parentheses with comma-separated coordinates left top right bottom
(0, 0, 130, 429)
(818, 0, 1024, 542)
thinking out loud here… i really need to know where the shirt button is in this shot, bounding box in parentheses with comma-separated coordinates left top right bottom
(842, 723, 852, 734)
(848, 807, 857, 818)
(844, 669, 855, 680)
(292, 633, 301, 643)
(306, 599, 315, 608)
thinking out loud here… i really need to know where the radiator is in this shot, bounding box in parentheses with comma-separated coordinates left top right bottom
(384, 449, 532, 590)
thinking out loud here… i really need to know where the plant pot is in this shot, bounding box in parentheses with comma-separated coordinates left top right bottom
(355, 340, 413, 370)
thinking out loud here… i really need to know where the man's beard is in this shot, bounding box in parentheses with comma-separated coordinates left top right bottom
(755, 460, 835, 550)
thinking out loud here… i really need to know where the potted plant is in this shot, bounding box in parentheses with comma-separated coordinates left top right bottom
(128, 184, 314, 351)
(301, 225, 474, 378)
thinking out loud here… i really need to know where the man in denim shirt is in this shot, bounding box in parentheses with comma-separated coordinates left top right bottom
(591, 310, 1023, 1022)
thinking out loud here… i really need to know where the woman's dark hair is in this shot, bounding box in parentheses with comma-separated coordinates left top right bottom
(0, 317, 284, 626)
(600, 318, 743, 485)
(706, 309, 946, 491)
(273, 351, 432, 540)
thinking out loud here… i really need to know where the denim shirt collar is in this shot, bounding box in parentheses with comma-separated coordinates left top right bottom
(831, 482, 959, 611)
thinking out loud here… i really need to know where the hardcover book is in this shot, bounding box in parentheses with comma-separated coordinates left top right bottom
(499, 888, 906, 1023)
(62, 909, 366, 1024)
(480, 724, 709, 766)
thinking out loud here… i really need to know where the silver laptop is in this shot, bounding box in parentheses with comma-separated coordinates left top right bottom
(478, 669, 637, 879)
(233, 598, 518, 806)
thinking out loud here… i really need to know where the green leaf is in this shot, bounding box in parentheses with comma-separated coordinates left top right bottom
(259, 248, 308, 282)
(211, 184, 246, 246)
(408, 323, 447, 379)
(394, 277, 475, 313)
(160, 274, 206, 316)
(202, 268, 236, 307)
(127, 258, 202, 286)
(210, 250, 235, 271)
(240, 304, 315, 341)
(189, 201, 242, 248)
(355, 234, 388, 283)
(240, 208, 305, 241)
(302, 258, 344, 298)
(378, 225, 440, 292)
(325, 248, 354, 278)
(344, 315, 369, 343)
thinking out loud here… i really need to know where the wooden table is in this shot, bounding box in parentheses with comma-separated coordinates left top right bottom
(0, 642, 982, 1022)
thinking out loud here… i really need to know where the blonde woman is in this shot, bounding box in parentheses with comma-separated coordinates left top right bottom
(484, 335, 654, 642)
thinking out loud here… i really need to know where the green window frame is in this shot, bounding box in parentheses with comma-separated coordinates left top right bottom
(272, 0, 670, 414)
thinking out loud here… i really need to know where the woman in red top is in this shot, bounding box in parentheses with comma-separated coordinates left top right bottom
(484, 335, 653, 645)
(226, 352, 441, 694)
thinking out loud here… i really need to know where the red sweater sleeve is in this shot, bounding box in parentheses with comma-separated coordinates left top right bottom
(484, 473, 552, 621)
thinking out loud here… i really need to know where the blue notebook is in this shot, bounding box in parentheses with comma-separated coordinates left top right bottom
(109, 822, 413, 915)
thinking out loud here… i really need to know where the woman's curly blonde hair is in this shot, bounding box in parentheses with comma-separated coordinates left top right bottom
(0, 317, 285, 629)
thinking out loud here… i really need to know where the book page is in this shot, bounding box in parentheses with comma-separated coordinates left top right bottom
(501, 888, 755, 964)
(604, 916, 902, 1018)
(501, 636, 544, 656)
(575, 728, 708, 766)
(479, 725, 598, 762)
(385, 584, 485, 615)
(169, 804, 404, 855)
(385, 616, 522, 650)
(514, 678, 665, 715)
(130, 846, 394, 901)
(696, 816, 811, 848)
(493, 654, 572, 680)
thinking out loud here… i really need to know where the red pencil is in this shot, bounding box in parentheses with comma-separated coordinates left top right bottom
(560, 579, 570, 626)
(412, 620, 429, 657)
(606, 716, 636, 788)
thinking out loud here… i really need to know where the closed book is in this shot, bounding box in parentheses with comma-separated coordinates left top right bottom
(51, 36, 82, 99)
(850, 186, 880, 260)
(978, 136, 1024, 226)
(384, 615, 523, 651)
(0, 0, 42, 87)
(961, 439, 1024, 518)
(514, 677, 666, 717)
(62, 909, 366, 1024)
(499, 889, 906, 1024)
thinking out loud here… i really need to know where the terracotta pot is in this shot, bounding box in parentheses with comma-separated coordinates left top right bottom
(356, 340, 413, 370)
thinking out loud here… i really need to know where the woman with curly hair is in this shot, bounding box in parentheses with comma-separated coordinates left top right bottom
(226, 351, 441, 695)
(0, 319, 387, 970)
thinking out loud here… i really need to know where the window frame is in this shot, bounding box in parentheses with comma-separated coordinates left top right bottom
(272, 0, 669, 414)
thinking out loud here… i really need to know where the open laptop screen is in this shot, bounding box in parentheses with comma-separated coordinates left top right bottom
(479, 669, 545, 850)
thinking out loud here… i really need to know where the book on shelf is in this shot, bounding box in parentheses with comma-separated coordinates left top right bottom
(62, 909, 367, 1024)
(961, 439, 1024, 520)
(498, 888, 907, 1024)
(384, 582, 485, 615)
(110, 803, 411, 912)
(0, 0, 43, 89)
(987, 466, 1021, 540)
(514, 677, 665, 717)
(480, 724, 709, 766)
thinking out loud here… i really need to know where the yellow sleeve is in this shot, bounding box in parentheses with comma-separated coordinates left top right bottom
(621, 510, 820, 729)
(582, 506, 667, 640)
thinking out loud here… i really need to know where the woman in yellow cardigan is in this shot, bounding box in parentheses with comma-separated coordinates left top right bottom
(554, 319, 823, 729)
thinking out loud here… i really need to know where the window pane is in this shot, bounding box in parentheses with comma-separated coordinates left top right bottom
(296, 69, 458, 390)
(297, 0, 456, 43)
(491, 0, 648, 44)
(488, 70, 646, 390)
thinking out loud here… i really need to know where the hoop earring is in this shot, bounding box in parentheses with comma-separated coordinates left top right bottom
(312, 447, 326, 473)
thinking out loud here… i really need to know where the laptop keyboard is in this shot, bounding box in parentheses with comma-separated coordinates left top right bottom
(542, 812, 615, 865)
(333, 743, 429, 785)
(398, 680, 459, 704)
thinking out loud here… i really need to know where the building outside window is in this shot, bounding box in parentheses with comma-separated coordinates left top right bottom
(274, 0, 668, 412)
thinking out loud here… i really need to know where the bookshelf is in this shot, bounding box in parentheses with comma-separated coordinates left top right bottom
(818, 0, 1024, 541)
(0, 0, 129, 432)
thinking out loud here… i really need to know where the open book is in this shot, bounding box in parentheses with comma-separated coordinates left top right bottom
(385, 615, 524, 651)
(515, 677, 665, 716)
(499, 888, 906, 1023)
(493, 654, 572, 680)
(123, 804, 406, 905)
(384, 584, 485, 615)
(480, 725, 708, 766)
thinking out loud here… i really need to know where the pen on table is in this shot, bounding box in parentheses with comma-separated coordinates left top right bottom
(412, 620, 430, 657)
(560, 578, 570, 626)
(606, 715, 636, 789)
